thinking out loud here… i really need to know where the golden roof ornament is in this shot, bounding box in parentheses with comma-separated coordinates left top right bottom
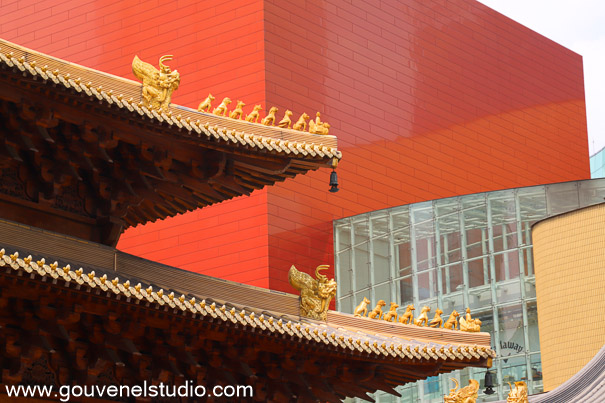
(213, 97, 231, 116)
(293, 112, 309, 131)
(245, 105, 262, 123)
(444, 378, 479, 403)
(460, 308, 481, 332)
(261, 107, 278, 126)
(368, 300, 386, 319)
(197, 93, 215, 112)
(229, 100, 245, 119)
(507, 381, 529, 403)
(353, 297, 370, 317)
(277, 110, 293, 128)
(132, 55, 180, 110)
(309, 112, 330, 135)
(383, 302, 399, 322)
(288, 264, 337, 321)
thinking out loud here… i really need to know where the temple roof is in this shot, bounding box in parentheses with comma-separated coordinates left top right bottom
(0, 38, 340, 245)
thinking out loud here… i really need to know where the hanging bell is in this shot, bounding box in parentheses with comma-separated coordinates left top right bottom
(329, 169, 339, 193)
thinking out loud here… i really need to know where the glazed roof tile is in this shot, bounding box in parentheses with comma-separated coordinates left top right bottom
(0, 247, 495, 364)
(0, 39, 341, 161)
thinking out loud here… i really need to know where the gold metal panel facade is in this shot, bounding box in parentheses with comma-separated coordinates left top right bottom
(532, 203, 605, 391)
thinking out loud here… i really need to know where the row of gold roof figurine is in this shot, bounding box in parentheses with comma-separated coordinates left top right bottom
(197, 94, 331, 135)
(354, 298, 482, 332)
(444, 378, 528, 403)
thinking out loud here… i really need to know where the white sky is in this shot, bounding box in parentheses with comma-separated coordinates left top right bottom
(477, 0, 605, 155)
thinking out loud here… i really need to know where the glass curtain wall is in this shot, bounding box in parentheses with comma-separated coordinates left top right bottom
(335, 179, 605, 402)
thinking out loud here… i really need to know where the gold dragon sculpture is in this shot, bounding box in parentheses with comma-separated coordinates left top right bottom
(132, 55, 180, 110)
(507, 381, 528, 403)
(288, 264, 337, 321)
(443, 378, 479, 403)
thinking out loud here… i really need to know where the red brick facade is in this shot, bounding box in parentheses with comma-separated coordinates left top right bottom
(1, 0, 589, 292)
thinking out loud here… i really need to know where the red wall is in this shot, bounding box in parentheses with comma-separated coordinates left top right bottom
(1, 0, 589, 292)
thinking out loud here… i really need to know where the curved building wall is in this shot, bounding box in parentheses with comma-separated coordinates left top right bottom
(532, 203, 605, 392)
(335, 179, 605, 402)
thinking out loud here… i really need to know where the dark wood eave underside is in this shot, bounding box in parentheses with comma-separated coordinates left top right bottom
(0, 266, 491, 403)
(0, 44, 339, 245)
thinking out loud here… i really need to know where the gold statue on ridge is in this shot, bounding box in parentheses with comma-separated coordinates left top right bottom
(245, 105, 263, 123)
(309, 112, 331, 135)
(213, 97, 232, 116)
(288, 265, 337, 321)
(353, 297, 370, 317)
(197, 93, 215, 112)
(278, 110, 293, 128)
(507, 381, 528, 403)
(261, 106, 278, 126)
(444, 310, 459, 330)
(368, 300, 386, 319)
(459, 308, 481, 332)
(414, 305, 431, 326)
(383, 302, 399, 322)
(293, 112, 309, 131)
(429, 308, 444, 328)
(132, 55, 180, 110)
(443, 379, 479, 403)
(229, 100, 246, 119)
(399, 304, 415, 324)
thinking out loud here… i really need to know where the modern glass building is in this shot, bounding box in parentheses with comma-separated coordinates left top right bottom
(590, 146, 605, 178)
(334, 179, 605, 402)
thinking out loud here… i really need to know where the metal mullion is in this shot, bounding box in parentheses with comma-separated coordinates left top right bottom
(459, 200, 470, 308)
(334, 221, 342, 309)
(368, 218, 376, 304)
(388, 212, 398, 304)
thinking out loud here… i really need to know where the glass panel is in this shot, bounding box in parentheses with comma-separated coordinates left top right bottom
(442, 292, 463, 314)
(352, 218, 370, 245)
(442, 231, 462, 264)
(495, 251, 520, 282)
(518, 186, 547, 221)
(337, 250, 352, 295)
(370, 214, 389, 238)
(418, 269, 437, 300)
(442, 263, 463, 294)
(400, 276, 413, 306)
(339, 295, 353, 313)
(492, 222, 518, 253)
(578, 179, 605, 207)
(498, 305, 525, 358)
(397, 238, 412, 277)
(469, 286, 491, 310)
(496, 280, 521, 304)
(374, 283, 390, 302)
(488, 190, 516, 226)
(397, 384, 417, 403)
(423, 376, 441, 400)
(527, 301, 540, 353)
(501, 355, 527, 386)
(354, 242, 370, 289)
(337, 224, 352, 251)
(468, 257, 489, 288)
(521, 247, 534, 277)
(546, 181, 579, 215)
(466, 228, 487, 259)
(373, 237, 390, 284)
(530, 353, 544, 389)
(391, 209, 410, 231)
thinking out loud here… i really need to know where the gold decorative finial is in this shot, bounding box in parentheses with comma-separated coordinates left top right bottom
(368, 300, 386, 319)
(277, 110, 293, 128)
(444, 310, 459, 330)
(429, 308, 444, 328)
(197, 93, 215, 112)
(132, 55, 180, 110)
(308, 112, 330, 135)
(261, 107, 278, 126)
(292, 112, 309, 131)
(507, 381, 528, 403)
(245, 105, 262, 123)
(288, 264, 337, 321)
(460, 308, 481, 332)
(399, 304, 415, 324)
(229, 100, 245, 119)
(414, 306, 431, 326)
(353, 297, 370, 317)
(383, 302, 399, 322)
(212, 97, 231, 116)
(444, 379, 479, 403)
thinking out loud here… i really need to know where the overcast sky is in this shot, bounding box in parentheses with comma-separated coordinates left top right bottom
(477, 0, 605, 155)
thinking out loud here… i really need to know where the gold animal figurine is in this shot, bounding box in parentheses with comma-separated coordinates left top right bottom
(288, 265, 337, 321)
(261, 106, 278, 126)
(197, 93, 215, 112)
(309, 111, 330, 135)
(353, 297, 370, 317)
(132, 55, 180, 110)
(444, 378, 479, 403)
(229, 100, 246, 119)
(414, 306, 431, 326)
(443, 310, 459, 330)
(398, 304, 415, 324)
(507, 381, 528, 403)
(292, 112, 309, 131)
(429, 308, 444, 328)
(383, 302, 399, 322)
(368, 300, 386, 320)
(278, 110, 293, 128)
(213, 97, 232, 116)
(245, 105, 262, 123)
(459, 308, 481, 332)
